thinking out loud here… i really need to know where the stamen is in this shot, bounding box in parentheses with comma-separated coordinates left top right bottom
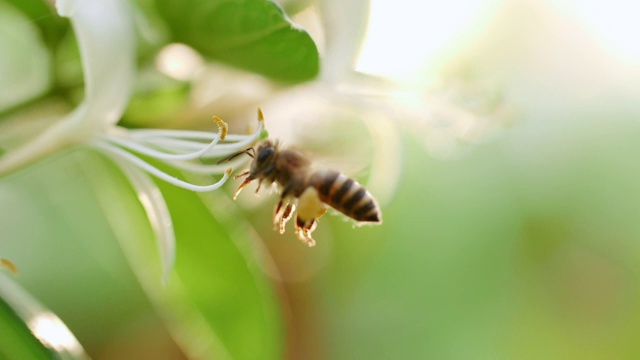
(129, 119, 262, 143)
(0, 258, 18, 275)
(169, 158, 246, 175)
(94, 112, 265, 195)
(212, 116, 228, 140)
(105, 134, 222, 161)
(105, 116, 228, 161)
(93, 142, 232, 192)
(126, 120, 263, 159)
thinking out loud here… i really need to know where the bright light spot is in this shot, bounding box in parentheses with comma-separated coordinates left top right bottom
(546, 0, 640, 66)
(28, 312, 84, 355)
(356, 0, 498, 84)
(156, 43, 204, 81)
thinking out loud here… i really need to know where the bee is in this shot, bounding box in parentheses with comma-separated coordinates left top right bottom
(222, 122, 381, 246)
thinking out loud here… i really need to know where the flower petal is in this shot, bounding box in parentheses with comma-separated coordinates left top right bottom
(56, 0, 135, 128)
(0, 0, 136, 176)
(109, 157, 176, 284)
(317, 0, 371, 82)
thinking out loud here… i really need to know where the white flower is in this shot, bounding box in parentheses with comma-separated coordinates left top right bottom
(0, 0, 264, 282)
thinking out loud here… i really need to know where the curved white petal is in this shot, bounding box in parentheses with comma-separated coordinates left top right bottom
(0, 0, 135, 175)
(110, 157, 176, 285)
(57, 0, 136, 129)
(318, 0, 371, 83)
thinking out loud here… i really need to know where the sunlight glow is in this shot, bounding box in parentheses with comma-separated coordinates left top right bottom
(356, 0, 497, 83)
(28, 312, 84, 355)
(547, 0, 640, 66)
(156, 43, 204, 81)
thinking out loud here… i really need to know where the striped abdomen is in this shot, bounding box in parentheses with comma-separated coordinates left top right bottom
(309, 170, 381, 223)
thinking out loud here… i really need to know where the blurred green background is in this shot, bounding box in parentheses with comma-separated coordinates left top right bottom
(2, 0, 640, 359)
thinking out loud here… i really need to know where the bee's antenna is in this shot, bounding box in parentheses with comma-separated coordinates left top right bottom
(234, 170, 250, 179)
(216, 147, 254, 164)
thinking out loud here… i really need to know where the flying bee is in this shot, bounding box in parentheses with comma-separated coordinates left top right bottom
(221, 124, 381, 246)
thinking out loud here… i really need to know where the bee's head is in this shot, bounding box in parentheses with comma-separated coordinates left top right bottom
(225, 139, 278, 200)
(250, 140, 277, 177)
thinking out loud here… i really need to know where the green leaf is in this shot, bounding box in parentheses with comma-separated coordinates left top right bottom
(122, 73, 191, 128)
(0, 2, 51, 112)
(75, 152, 286, 359)
(155, 0, 320, 83)
(152, 180, 285, 360)
(0, 146, 285, 359)
(4, 0, 69, 49)
(0, 149, 161, 349)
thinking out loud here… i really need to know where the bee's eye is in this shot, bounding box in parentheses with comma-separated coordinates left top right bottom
(257, 147, 274, 162)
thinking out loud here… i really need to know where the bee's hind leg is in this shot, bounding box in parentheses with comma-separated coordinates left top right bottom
(295, 217, 318, 247)
(293, 187, 327, 247)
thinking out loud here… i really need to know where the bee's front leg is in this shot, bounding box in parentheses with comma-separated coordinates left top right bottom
(233, 173, 253, 200)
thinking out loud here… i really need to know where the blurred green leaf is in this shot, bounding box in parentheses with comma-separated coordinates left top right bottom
(122, 72, 191, 127)
(155, 0, 319, 83)
(0, 2, 51, 112)
(0, 149, 159, 350)
(4, 0, 69, 49)
(52, 30, 83, 94)
(0, 142, 284, 359)
(58, 150, 286, 359)
(151, 179, 285, 360)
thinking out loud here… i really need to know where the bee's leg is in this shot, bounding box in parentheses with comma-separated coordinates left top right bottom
(303, 219, 318, 247)
(273, 198, 294, 233)
(273, 185, 294, 232)
(294, 218, 307, 244)
(295, 216, 317, 247)
(293, 187, 326, 246)
(233, 176, 253, 200)
(273, 199, 285, 230)
(279, 203, 295, 234)
(274, 199, 284, 223)
(255, 179, 264, 194)
(307, 218, 318, 232)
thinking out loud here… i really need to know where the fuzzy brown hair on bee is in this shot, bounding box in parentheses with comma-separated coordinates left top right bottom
(223, 137, 382, 247)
